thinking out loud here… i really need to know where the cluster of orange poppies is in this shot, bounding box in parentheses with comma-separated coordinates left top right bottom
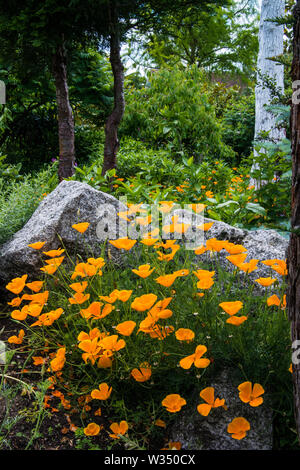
(4, 216, 287, 445)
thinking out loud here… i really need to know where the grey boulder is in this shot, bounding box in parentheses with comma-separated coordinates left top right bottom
(0, 180, 127, 293)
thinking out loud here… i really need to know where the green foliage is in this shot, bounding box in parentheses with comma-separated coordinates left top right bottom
(251, 137, 292, 231)
(120, 66, 235, 162)
(133, 1, 259, 83)
(221, 91, 256, 163)
(0, 46, 112, 172)
(0, 164, 58, 245)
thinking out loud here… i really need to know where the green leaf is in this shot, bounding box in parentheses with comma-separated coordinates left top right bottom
(246, 202, 266, 216)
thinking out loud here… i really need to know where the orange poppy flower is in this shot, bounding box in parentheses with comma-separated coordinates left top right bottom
(189, 203, 206, 213)
(78, 338, 101, 365)
(115, 321, 136, 336)
(91, 383, 112, 400)
(127, 203, 146, 214)
(132, 264, 155, 278)
(226, 316, 247, 326)
(48, 347, 66, 372)
(161, 442, 182, 450)
(80, 302, 114, 320)
(97, 354, 113, 369)
(11, 306, 29, 321)
(69, 292, 90, 305)
(193, 269, 215, 280)
(219, 301, 243, 316)
(255, 277, 277, 287)
(155, 419, 166, 428)
(155, 273, 178, 287)
(77, 328, 102, 342)
(224, 242, 247, 255)
(25, 281, 44, 293)
(270, 260, 287, 276)
(109, 237, 137, 250)
(148, 324, 174, 340)
(28, 241, 46, 250)
(6, 275, 28, 294)
(115, 289, 133, 302)
(267, 294, 280, 307)
(135, 215, 152, 226)
(227, 417, 250, 440)
(87, 257, 106, 269)
(22, 291, 49, 304)
(162, 215, 190, 234)
(173, 269, 189, 277)
(140, 238, 159, 246)
(226, 253, 247, 267)
(45, 256, 65, 267)
(131, 363, 152, 382)
(32, 356, 46, 366)
(8, 329, 25, 345)
(175, 328, 195, 343)
(158, 201, 174, 213)
(149, 297, 173, 315)
(94, 408, 102, 416)
(40, 264, 58, 275)
(7, 297, 23, 307)
(69, 281, 88, 293)
(43, 248, 65, 257)
(31, 307, 63, 327)
(156, 242, 180, 261)
(84, 422, 101, 436)
(206, 238, 226, 252)
(237, 259, 259, 273)
(196, 222, 214, 232)
(262, 259, 287, 276)
(109, 421, 128, 439)
(194, 245, 207, 255)
(197, 278, 214, 290)
(197, 387, 225, 416)
(99, 335, 126, 353)
(131, 293, 157, 312)
(71, 263, 96, 279)
(180, 345, 210, 369)
(162, 394, 186, 413)
(27, 303, 44, 317)
(238, 381, 264, 407)
(72, 222, 90, 233)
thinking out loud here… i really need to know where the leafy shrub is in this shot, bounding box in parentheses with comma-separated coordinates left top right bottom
(221, 91, 255, 163)
(120, 66, 235, 162)
(251, 138, 292, 231)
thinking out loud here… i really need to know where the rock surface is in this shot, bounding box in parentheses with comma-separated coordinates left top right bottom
(170, 369, 273, 450)
(172, 210, 289, 286)
(0, 180, 127, 293)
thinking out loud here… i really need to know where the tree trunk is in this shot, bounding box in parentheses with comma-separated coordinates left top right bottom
(251, 0, 285, 187)
(102, 1, 125, 176)
(288, 0, 300, 443)
(52, 40, 75, 181)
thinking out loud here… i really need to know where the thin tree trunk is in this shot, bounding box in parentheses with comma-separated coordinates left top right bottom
(288, 0, 300, 443)
(102, 1, 125, 176)
(52, 39, 75, 181)
(251, 0, 285, 188)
